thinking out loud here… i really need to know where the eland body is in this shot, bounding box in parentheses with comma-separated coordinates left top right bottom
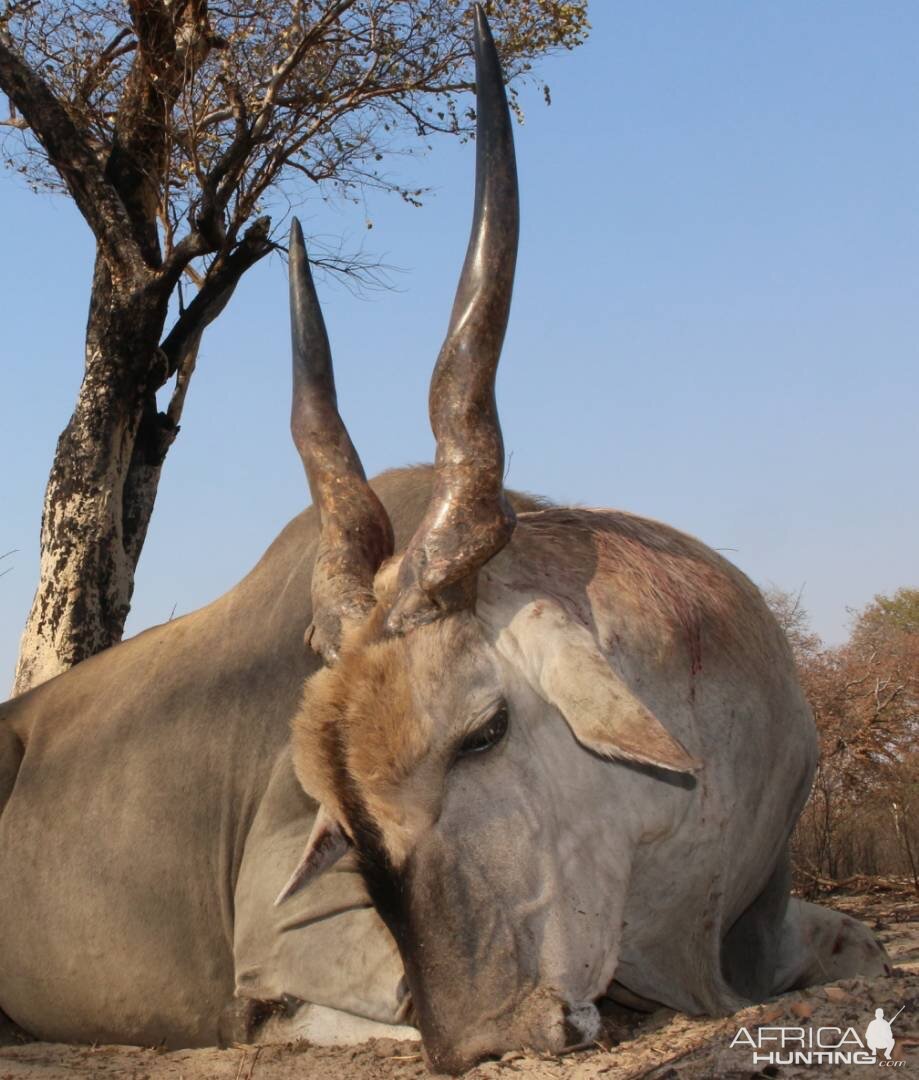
(0, 7, 887, 1072)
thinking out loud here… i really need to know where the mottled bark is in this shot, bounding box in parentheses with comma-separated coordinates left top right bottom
(12, 220, 271, 695)
(13, 257, 166, 692)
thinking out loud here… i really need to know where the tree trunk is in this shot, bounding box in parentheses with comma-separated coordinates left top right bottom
(2, 17, 277, 697)
(11, 220, 271, 697)
(12, 254, 169, 695)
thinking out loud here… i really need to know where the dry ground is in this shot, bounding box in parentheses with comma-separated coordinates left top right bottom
(1, 882, 916, 1079)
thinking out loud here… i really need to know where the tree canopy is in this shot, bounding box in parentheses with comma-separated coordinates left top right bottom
(0, 1, 589, 694)
(1, 0, 588, 278)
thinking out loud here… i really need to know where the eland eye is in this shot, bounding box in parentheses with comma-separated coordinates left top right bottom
(458, 705, 509, 757)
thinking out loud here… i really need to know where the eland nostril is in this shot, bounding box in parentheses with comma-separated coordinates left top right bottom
(413, 991, 596, 1076)
(562, 1000, 602, 1048)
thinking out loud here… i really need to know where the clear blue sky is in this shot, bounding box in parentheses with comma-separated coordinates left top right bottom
(2, 2, 917, 690)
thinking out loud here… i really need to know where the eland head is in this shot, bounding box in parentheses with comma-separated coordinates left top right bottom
(279, 7, 700, 1071)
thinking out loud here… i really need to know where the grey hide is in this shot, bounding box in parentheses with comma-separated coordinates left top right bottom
(0, 467, 462, 1046)
(0, 466, 889, 1054)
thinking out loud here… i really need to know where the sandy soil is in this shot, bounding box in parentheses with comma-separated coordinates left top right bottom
(1, 883, 916, 1079)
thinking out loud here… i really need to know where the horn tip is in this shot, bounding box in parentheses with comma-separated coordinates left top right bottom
(290, 217, 304, 249)
(474, 4, 490, 40)
(472, 5, 502, 86)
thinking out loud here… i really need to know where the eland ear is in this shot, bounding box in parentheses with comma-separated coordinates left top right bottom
(275, 806, 351, 905)
(492, 598, 701, 775)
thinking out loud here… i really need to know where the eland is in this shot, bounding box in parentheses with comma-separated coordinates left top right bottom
(0, 6, 887, 1072)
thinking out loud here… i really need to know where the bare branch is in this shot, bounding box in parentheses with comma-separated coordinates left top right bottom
(159, 215, 273, 385)
(78, 27, 135, 101)
(0, 36, 145, 280)
(0, 548, 15, 580)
